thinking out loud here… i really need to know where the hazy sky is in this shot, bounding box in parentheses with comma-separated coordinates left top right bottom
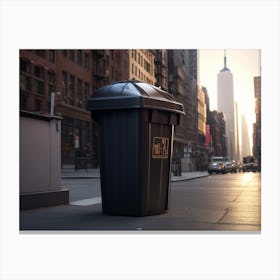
(198, 49, 261, 151)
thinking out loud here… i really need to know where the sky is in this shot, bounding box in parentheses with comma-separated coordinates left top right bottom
(198, 49, 261, 153)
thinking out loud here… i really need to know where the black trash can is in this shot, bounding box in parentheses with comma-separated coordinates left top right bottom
(88, 80, 185, 216)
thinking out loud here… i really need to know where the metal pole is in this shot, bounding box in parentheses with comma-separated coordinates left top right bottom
(50, 92, 55, 116)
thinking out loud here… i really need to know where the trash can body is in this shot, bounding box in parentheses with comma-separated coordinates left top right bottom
(88, 81, 184, 216)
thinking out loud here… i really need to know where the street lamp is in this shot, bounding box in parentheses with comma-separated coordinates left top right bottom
(50, 92, 61, 116)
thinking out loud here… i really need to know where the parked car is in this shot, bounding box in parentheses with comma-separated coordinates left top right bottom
(225, 160, 237, 173)
(208, 156, 226, 174)
(242, 156, 257, 172)
(236, 162, 243, 172)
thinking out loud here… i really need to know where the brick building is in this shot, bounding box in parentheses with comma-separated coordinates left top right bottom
(20, 49, 161, 169)
(20, 50, 94, 169)
(167, 49, 198, 171)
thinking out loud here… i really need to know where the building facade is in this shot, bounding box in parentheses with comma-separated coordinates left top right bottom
(128, 50, 156, 85)
(253, 76, 261, 170)
(197, 86, 207, 170)
(167, 49, 198, 171)
(241, 114, 251, 158)
(154, 49, 169, 91)
(20, 49, 206, 171)
(20, 50, 57, 113)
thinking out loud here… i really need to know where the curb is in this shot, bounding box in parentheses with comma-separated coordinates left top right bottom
(62, 175, 210, 181)
(171, 174, 209, 182)
(61, 176, 100, 179)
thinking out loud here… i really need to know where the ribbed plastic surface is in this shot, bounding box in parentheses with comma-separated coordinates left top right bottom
(88, 81, 185, 216)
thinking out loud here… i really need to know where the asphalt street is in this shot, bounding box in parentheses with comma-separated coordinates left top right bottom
(20, 172, 261, 232)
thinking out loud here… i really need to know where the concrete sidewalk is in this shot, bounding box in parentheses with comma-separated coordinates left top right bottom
(61, 168, 209, 181)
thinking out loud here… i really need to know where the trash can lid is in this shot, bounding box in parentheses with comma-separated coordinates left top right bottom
(87, 80, 185, 114)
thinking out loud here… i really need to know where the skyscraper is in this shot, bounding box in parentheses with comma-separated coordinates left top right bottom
(217, 50, 236, 160)
(241, 114, 251, 157)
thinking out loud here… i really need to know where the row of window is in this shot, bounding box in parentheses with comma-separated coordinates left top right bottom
(20, 59, 55, 95)
(61, 50, 90, 70)
(20, 73, 55, 96)
(131, 63, 154, 84)
(131, 50, 154, 75)
(62, 71, 90, 109)
(29, 50, 56, 63)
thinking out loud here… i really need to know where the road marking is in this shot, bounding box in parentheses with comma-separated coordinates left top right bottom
(70, 197, 102, 206)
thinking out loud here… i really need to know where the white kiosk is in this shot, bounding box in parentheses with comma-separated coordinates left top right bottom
(20, 110, 69, 210)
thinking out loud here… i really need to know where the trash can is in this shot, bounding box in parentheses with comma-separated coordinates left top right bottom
(87, 80, 185, 216)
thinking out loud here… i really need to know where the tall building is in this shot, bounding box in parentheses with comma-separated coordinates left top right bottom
(128, 50, 156, 85)
(92, 50, 130, 89)
(202, 86, 211, 158)
(209, 110, 226, 157)
(168, 49, 198, 171)
(197, 86, 207, 170)
(217, 51, 237, 160)
(154, 49, 169, 91)
(241, 114, 251, 157)
(253, 76, 261, 170)
(235, 101, 241, 162)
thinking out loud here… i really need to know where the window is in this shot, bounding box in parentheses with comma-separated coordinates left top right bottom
(35, 99, 41, 112)
(84, 53, 89, 69)
(133, 50, 136, 60)
(69, 75, 75, 105)
(35, 50, 46, 58)
(116, 52, 120, 64)
(47, 71, 55, 95)
(84, 82, 89, 109)
(62, 71, 68, 102)
(48, 71, 55, 84)
(62, 50, 67, 57)
(34, 65, 44, 78)
(20, 59, 32, 91)
(20, 59, 31, 73)
(77, 50, 83, 65)
(48, 50, 55, 63)
(77, 79, 83, 107)
(34, 65, 44, 95)
(69, 50, 75, 61)
(34, 79, 44, 95)
(20, 74, 31, 91)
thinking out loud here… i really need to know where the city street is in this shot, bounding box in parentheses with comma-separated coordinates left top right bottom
(20, 172, 261, 231)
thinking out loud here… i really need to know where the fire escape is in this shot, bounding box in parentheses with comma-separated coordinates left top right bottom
(92, 50, 110, 90)
(154, 50, 168, 91)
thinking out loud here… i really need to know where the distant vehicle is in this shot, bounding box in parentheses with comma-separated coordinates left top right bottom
(225, 160, 237, 173)
(225, 161, 232, 173)
(242, 156, 256, 172)
(236, 161, 242, 172)
(208, 156, 226, 174)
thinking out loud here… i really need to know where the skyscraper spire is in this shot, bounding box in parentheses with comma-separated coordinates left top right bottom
(221, 49, 229, 72)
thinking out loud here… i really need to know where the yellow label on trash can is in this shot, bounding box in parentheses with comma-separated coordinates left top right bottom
(152, 137, 169, 159)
